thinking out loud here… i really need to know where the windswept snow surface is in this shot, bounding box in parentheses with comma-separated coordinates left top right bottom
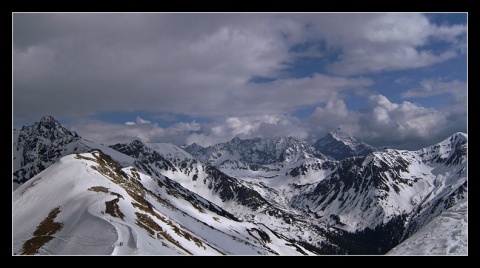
(387, 196, 467, 255)
(12, 151, 314, 255)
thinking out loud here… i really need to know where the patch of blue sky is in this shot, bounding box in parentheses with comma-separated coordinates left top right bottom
(94, 111, 208, 128)
(292, 105, 319, 119)
(425, 13, 467, 26)
(283, 40, 342, 79)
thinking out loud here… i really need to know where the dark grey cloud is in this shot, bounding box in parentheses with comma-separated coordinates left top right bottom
(13, 13, 309, 121)
(14, 13, 465, 120)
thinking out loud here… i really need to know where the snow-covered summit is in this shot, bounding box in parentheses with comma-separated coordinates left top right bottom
(148, 142, 195, 162)
(417, 132, 467, 167)
(330, 128, 351, 140)
(313, 128, 375, 160)
(13, 116, 82, 188)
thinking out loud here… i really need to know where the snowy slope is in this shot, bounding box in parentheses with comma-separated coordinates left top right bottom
(287, 133, 467, 254)
(313, 128, 375, 160)
(111, 141, 301, 221)
(12, 150, 314, 255)
(291, 147, 466, 230)
(111, 141, 339, 253)
(387, 196, 467, 255)
(112, 133, 468, 255)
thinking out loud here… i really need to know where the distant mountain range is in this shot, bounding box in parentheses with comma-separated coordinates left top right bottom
(12, 116, 467, 255)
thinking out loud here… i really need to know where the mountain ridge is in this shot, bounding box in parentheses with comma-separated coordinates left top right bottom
(13, 150, 313, 255)
(12, 116, 467, 255)
(184, 136, 327, 167)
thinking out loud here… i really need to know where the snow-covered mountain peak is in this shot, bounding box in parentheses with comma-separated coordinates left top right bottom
(37, 115, 70, 131)
(22, 115, 79, 142)
(13, 116, 82, 188)
(324, 128, 362, 149)
(313, 129, 375, 160)
(330, 128, 351, 141)
(147, 143, 195, 161)
(448, 132, 467, 145)
(230, 136, 242, 143)
(183, 142, 204, 150)
(416, 132, 467, 167)
(130, 139, 145, 146)
(13, 117, 133, 190)
(429, 132, 467, 149)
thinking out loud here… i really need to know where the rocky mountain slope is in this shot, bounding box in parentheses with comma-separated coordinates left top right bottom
(12, 116, 467, 255)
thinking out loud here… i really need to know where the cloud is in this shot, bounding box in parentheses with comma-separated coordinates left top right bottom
(125, 116, 152, 125)
(185, 115, 309, 147)
(231, 74, 373, 116)
(13, 13, 306, 121)
(13, 13, 466, 150)
(363, 95, 447, 141)
(394, 77, 414, 86)
(70, 114, 309, 148)
(401, 78, 466, 101)
(73, 93, 466, 150)
(13, 13, 465, 122)
(308, 94, 465, 150)
(72, 118, 201, 146)
(136, 116, 151, 124)
(302, 13, 466, 75)
(308, 99, 359, 136)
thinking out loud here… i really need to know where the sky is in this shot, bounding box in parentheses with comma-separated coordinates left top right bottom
(12, 13, 467, 150)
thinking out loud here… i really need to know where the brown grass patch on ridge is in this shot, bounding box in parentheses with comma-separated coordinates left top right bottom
(88, 186, 109, 193)
(135, 212, 164, 236)
(135, 212, 192, 255)
(88, 186, 123, 199)
(20, 207, 63, 255)
(105, 198, 125, 220)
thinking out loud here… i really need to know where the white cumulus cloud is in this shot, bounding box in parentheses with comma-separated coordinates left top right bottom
(309, 94, 463, 150)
